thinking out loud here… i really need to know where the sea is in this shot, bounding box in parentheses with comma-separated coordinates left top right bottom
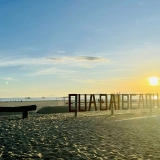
(0, 97, 65, 102)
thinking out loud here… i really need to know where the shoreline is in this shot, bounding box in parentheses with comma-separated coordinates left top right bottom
(0, 99, 160, 116)
(0, 100, 59, 109)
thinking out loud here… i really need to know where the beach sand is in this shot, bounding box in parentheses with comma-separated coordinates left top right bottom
(1, 106, 160, 159)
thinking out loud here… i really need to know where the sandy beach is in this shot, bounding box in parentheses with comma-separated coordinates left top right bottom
(1, 103, 160, 159)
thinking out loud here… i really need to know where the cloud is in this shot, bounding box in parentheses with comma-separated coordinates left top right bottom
(45, 58, 63, 62)
(29, 67, 76, 76)
(57, 51, 65, 53)
(0, 57, 47, 67)
(46, 56, 108, 62)
(138, 1, 143, 5)
(75, 56, 107, 62)
(0, 55, 108, 67)
(45, 56, 109, 69)
(80, 65, 93, 68)
(2, 77, 19, 81)
(0, 55, 109, 76)
(70, 76, 146, 86)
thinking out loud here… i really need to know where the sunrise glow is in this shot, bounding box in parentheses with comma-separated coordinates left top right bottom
(148, 76, 159, 86)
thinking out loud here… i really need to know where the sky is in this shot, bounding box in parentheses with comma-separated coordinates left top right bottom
(0, 0, 160, 98)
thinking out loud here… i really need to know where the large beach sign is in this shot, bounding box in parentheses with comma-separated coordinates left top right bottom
(68, 94, 159, 112)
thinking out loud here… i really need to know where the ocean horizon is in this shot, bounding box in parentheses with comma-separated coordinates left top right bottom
(0, 97, 67, 102)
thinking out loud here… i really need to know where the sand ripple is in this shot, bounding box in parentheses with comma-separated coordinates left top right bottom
(1, 110, 160, 159)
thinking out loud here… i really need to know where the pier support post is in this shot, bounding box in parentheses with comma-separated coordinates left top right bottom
(150, 94, 152, 114)
(111, 105, 114, 115)
(75, 96, 77, 117)
(109, 94, 116, 116)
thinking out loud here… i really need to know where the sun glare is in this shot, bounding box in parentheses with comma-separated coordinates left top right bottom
(148, 76, 159, 86)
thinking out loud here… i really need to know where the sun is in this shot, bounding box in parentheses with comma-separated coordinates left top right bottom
(148, 76, 159, 86)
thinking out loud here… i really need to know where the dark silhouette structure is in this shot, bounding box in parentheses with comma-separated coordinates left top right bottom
(0, 105, 37, 118)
